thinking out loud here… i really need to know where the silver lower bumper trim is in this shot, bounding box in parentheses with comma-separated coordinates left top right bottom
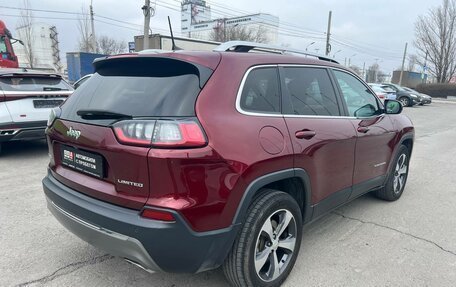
(47, 199, 160, 272)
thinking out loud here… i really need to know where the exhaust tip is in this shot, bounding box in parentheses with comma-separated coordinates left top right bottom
(0, 129, 19, 136)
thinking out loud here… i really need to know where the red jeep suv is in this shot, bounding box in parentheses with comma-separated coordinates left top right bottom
(43, 42, 414, 287)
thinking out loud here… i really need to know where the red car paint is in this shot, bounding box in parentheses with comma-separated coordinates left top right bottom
(45, 51, 414, 233)
(0, 20, 19, 68)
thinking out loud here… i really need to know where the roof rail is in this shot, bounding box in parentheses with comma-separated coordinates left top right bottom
(213, 41, 339, 64)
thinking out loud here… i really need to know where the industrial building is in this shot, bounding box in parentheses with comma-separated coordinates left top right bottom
(180, 0, 279, 44)
(13, 22, 62, 72)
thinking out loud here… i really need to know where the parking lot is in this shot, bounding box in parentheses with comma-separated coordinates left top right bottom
(1, 102, 456, 287)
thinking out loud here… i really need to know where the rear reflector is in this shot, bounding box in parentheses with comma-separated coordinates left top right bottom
(112, 119, 206, 148)
(141, 209, 175, 222)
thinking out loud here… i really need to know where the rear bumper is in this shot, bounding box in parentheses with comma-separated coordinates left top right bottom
(0, 121, 47, 142)
(42, 171, 238, 273)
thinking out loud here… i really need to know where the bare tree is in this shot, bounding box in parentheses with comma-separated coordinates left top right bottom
(77, 7, 95, 52)
(210, 23, 268, 43)
(349, 65, 362, 77)
(98, 35, 127, 55)
(415, 0, 456, 83)
(408, 54, 418, 72)
(367, 63, 381, 83)
(17, 0, 35, 68)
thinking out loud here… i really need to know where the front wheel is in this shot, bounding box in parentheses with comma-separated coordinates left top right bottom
(223, 190, 302, 287)
(375, 145, 410, 201)
(398, 97, 411, 107)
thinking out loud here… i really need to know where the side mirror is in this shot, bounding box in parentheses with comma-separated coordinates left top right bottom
(384, 100, 402, 114)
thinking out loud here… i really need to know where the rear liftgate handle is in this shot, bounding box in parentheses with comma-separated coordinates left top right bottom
(295, 130, 316, 140)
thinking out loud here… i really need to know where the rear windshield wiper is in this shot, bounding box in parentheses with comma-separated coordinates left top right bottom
(77, 109, 133, 120)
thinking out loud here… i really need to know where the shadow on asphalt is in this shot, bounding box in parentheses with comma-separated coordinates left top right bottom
(0, 140, 48, 159)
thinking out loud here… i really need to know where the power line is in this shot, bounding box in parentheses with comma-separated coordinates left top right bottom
(0, 13, 80, 21)
(0, 5, 86, 16)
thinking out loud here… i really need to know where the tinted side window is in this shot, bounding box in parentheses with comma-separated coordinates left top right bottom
(284, 67, 340, 116)
(240, 68, 280, 113)
(333, 70, 380, 117)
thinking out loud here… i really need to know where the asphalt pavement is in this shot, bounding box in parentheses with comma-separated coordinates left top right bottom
(1, 102, 455, 287)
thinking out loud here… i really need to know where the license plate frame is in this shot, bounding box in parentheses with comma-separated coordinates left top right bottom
(60, 145, 104, 178)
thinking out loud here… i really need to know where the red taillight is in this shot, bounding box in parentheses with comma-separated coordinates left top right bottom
(112, 119, 206, 148)
(141, 208, 175, 222)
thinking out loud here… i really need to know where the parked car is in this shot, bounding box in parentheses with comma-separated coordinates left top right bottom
(368, 83, 397, 100)
(0, 68, 73, 153)
(403, 87, 432, 105)
(72, 73, 92, 89)
(381, 83, 420, 107)
(42, 41, 414, 287)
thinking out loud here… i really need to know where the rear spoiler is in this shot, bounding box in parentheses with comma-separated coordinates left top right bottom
(92, 55, 213, 88)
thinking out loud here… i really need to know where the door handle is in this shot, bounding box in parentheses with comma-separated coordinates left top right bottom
(357, 127, 370, 133)
(295, 130, 316, 140)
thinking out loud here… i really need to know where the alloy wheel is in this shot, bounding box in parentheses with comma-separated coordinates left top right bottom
(393, 153, 408, 194)
(399, 97, 409, 107)
(254, 209, 297, 282)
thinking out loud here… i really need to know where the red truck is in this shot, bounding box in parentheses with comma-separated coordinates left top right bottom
(0, 20, 21, 68)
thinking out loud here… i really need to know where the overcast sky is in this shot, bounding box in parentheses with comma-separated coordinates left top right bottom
(0, 0, 441, 73)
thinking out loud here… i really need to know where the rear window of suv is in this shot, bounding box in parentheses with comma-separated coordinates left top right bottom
(60, 57, 213, 122)
(0, 76, 71, 91)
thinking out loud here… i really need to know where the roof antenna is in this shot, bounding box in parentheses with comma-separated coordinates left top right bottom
(168, 16, 181, 50)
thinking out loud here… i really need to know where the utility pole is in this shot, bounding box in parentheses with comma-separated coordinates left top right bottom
(325, 11, 332, 56)
(89, 0, 97, 53)
(223, 18, 227, 42)
(142, 0, 151, 50)
(399, 42, 408, 86)
(362, 62, 366, 81)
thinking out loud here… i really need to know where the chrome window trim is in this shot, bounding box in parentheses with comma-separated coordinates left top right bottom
(235, 64, 363, 119)
(235, 64, 282, 117)
(235, 64, 385, 120)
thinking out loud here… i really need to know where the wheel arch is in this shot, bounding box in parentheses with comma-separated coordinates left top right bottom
(232, 168, 312, 226)
(384, 132, 414, 184)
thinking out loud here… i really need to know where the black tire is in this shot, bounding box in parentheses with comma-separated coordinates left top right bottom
(223, 190, 302, 287)
(375, 145, 410, 201)
(398, 97, 411, 107)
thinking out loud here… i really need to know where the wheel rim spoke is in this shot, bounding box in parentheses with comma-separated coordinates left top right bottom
(276, 211, 293, 238)
(270, 250, 280, 280)
(260, 217, 274, 241)
(399, 165, 407, 175)
(255, 247, 272, 272)
(278, 236, 296, 252)
(398, 177, 404, 191)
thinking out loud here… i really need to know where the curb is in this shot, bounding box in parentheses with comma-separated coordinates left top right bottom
(432, 100, 456, 104)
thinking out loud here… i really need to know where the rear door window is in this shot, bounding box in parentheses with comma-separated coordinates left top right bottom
(283, 67, 340, 116)
(239, 67, 281, 114)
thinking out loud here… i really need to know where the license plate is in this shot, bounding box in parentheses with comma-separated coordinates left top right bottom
(60, 145, 104, 178)
(33, 99, 64, 108)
